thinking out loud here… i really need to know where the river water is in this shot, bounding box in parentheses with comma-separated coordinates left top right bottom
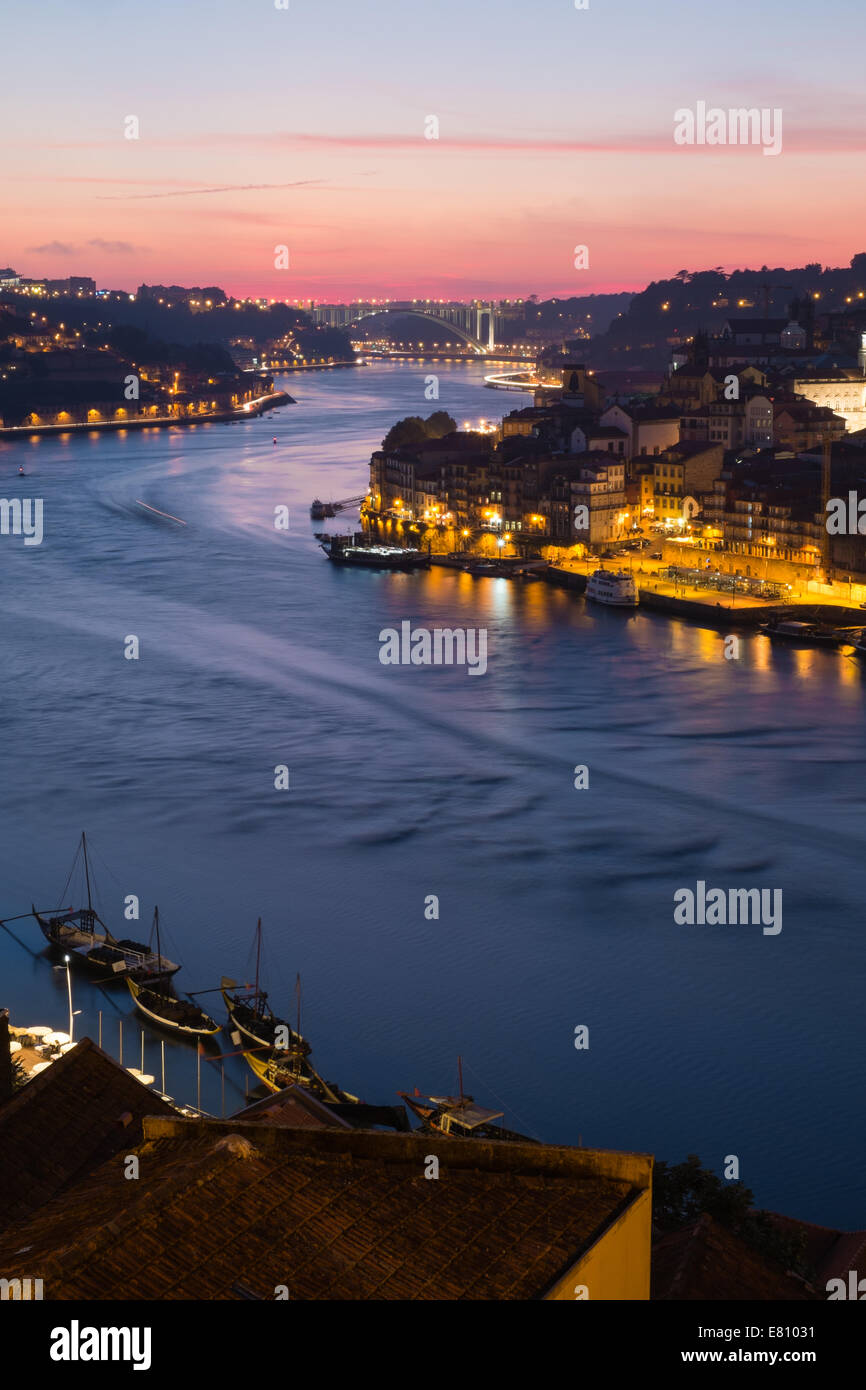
(0, 360, 863, 1227)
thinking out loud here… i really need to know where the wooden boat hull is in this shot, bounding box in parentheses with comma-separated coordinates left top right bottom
(220, 984, 309, 1055)
(399, 1091, 536, 1143)
(761, 624, 845, 648)
(33, 907, 106, 953)
(244, 1049, 359, 1105)
(34, 908, 179, 979)
(126, 977, 220, 1036)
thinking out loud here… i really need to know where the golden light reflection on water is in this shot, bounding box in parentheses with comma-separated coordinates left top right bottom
(750, 633, 772, 672)
(366, 553, 866, 692)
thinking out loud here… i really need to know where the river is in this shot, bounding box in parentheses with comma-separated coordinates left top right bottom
(0, 359, 863, 1227)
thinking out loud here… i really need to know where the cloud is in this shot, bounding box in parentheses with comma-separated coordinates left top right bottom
(42, 124, 866, 157)
(95, 179, 326, 201)
(27, 240, 77, 255)
(87, 238, 143, 253)
(26, 236, 146, 256)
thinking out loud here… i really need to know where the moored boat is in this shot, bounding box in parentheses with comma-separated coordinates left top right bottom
(126, 908, 219, 1036)
(463, 559, 512, 578)
(399, 1091, 535, 1142)
(585, 568, 638, 607)
(221, 918, 309, 1054)
(398, 1057, 537, 1142)
(33, 833, 178, 978)
(758, 619, 854, 648)
(127, 974, 221, 1036)
(244, 1048, 360, 1105)
(310, 499, 337, 519)
(321, 539, 430, 569)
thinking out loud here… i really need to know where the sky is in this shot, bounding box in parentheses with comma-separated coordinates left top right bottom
(2, 0, 866, 301)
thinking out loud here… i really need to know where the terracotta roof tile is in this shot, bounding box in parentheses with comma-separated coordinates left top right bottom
(0, 1038, 174, 1232)
(0, 1118, 649, 1300)
(652, 1214, 819, 1300)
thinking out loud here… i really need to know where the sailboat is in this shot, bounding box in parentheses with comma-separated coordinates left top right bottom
(243, 1047, 359, 1105)
(220, 920, 309, 1054)
(33, 832, 178, 978)
(126, 908, 220, 1036)
(398, 1058, 536, 1142)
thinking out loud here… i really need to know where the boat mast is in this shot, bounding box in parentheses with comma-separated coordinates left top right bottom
(296, 973, 301, 1045)
(458, 1054, 464, 1102)
(254, 918, 262, 1011)
(81, 831, 93, 913)
(154, 906, 161, 977)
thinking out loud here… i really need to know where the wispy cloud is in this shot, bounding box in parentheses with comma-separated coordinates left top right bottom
(27, 240, 76, 255)
(39, 125, 866, 157)
(27, 237, 147, 255)
(95, 179, 326, 200)
(88, 238, 143, 253)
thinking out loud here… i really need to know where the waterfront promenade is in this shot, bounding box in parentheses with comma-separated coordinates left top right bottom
(0, 390, 291, 440)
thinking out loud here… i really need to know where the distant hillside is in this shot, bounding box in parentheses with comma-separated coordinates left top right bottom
(0, 293, 353, 361)
(522, 292, 633, 337)
(588, 254, 866, 369)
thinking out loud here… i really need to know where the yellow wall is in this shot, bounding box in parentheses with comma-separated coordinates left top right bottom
(545, 1186, 652, 1301)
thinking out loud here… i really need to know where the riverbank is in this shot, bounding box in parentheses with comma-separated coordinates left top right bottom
(0, 390, 292, 439)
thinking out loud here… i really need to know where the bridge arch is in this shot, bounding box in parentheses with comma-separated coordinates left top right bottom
(348, 308, 487, 352)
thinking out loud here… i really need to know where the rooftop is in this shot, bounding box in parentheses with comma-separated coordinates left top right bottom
(0, 1036, 175, 1232)
(652, 1214, 818, 1300)
(0, 1109, 651, 1300)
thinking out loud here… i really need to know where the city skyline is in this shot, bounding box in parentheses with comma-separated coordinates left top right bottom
(3, 0, 866, 299)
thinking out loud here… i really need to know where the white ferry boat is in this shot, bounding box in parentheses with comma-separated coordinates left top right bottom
(585, 569, 638, 607)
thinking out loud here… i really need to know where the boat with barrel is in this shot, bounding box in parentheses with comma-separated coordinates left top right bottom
(221, 919, 310, 1054)
(32, 832, 178, 979)
(244, 1047, 360, 1105)
(398, 1059, 537, 1142)
(126, 908, 220, 1036)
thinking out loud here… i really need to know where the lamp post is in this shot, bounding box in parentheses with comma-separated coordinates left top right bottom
(53, 954, 81, 1042)
(64, 954, 73, 1038)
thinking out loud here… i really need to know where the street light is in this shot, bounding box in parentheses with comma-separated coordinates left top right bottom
(53, 954, 81, 1042)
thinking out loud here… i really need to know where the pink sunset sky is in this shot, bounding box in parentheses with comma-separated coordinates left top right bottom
(3, 0, 865, 300)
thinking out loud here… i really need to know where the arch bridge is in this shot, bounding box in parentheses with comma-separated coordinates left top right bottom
(313, 301, 497, 351)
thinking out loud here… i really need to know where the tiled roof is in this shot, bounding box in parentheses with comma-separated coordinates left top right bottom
(724, 318, 790, 334)
(0, 1116, 648, 1300)
(652, 1214, 819, 1300)
(0, 1038, 175, 1232)
(232, 1083, 353, 1130)
(767, 1213, 866, 1286)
